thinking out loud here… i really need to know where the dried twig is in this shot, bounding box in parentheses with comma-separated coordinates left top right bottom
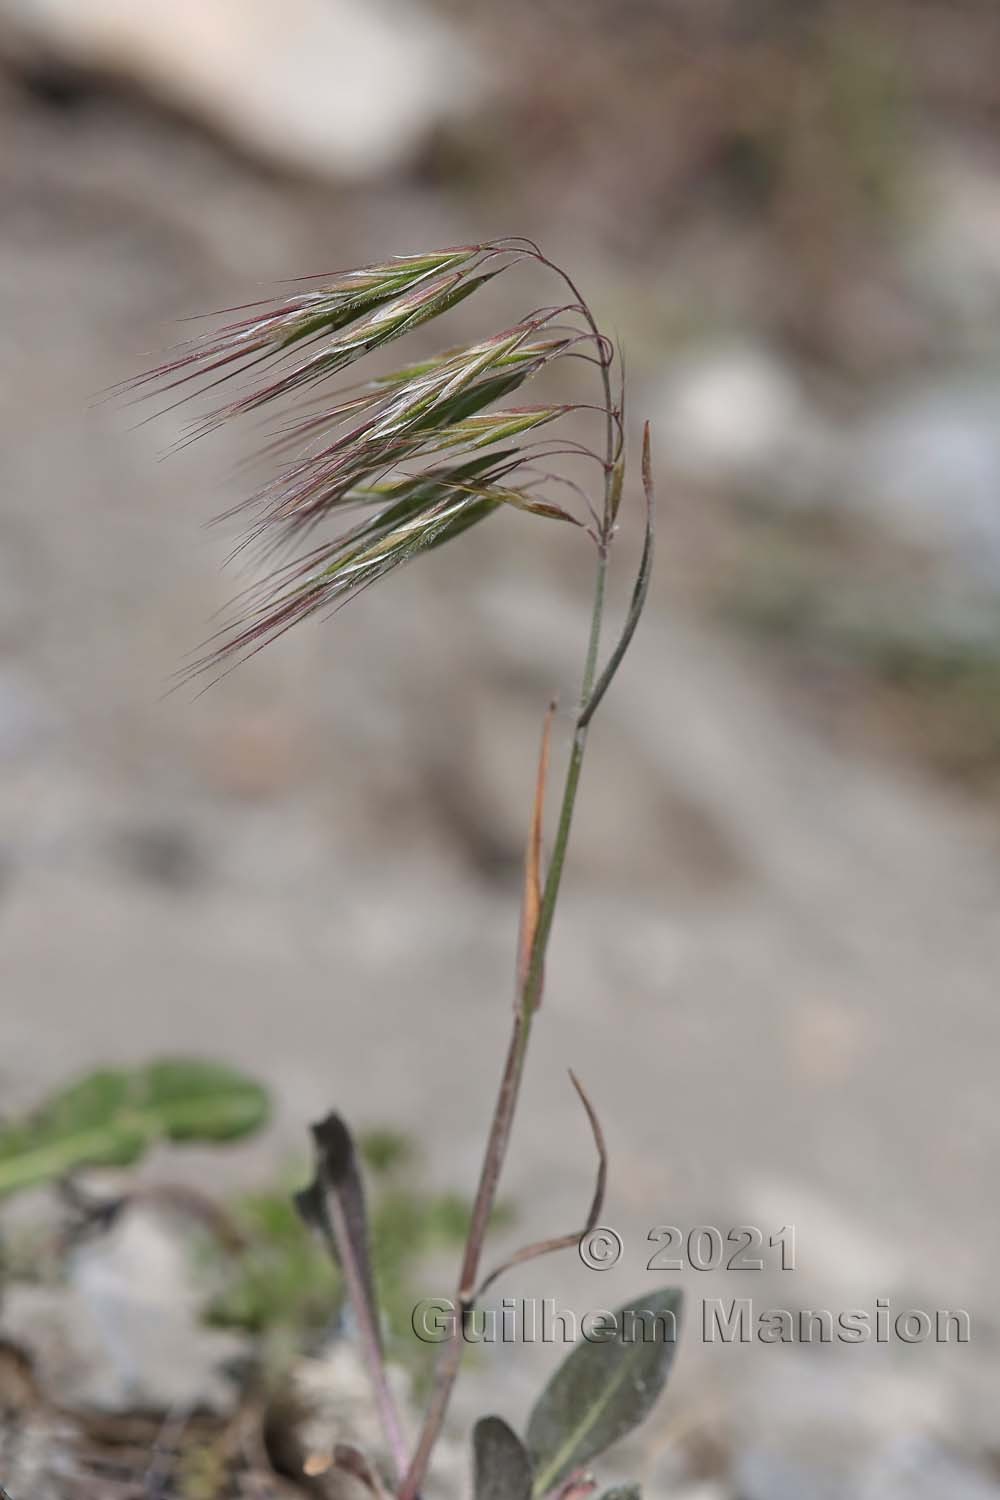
(517, 699, 556, 999)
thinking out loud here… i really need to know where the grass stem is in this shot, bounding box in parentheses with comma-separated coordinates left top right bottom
(398, 538, 609, 1500)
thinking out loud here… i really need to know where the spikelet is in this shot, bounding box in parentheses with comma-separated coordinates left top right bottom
(129, 241, 615, 677)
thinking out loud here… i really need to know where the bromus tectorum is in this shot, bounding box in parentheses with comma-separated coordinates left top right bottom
(134, 238, 679, 1500)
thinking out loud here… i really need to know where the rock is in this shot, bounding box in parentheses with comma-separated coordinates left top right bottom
(655, 343, 836, 504)
(906, 145, 1000, 336)
(3, 1201, 247, 1411)
(658, 345, 1000, 590)
(293, 1342, 470, 1499)
(723, 1353, 1000, 1500)
(294, 1340, 412, 1462)
(851, 378, 1000, 584)
(859, 1434, 1000, 1500)
(661, 1486, 731, 1500)
(0, 1408, 81, 1500)
(735, 1446, 847, 1500)
(0, 0, 482, 179)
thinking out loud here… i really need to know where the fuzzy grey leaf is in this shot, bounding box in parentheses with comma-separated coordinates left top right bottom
(526, 1288, 682, 1497)
(474, 1417, 534, 1500)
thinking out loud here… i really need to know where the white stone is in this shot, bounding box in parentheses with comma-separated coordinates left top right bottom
(906, 145, 1000, 328)
(851, 378, 1000, 583)
(5, 1204, 245, 1411)
(1, 0, 482, 178)
(656, 343, 835, 502)
(860, 1434, 1000, 1500)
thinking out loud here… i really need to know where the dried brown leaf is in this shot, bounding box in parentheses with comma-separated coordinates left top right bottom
(517, 700, 556, 998)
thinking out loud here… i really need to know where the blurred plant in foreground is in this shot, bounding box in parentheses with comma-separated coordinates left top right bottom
(132, 239, 680, 1500)
(0, 1060, 269, 1200)
(206, 1130, 505, 1389)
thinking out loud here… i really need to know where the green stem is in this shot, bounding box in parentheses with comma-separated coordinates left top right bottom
(522, 542, 607, 1015)
(397, 543, 609, 1500)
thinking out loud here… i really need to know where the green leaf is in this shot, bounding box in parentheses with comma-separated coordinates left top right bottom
(142, 1059, 270, 1141)
(0, 1059, 270, 1199)
(359, 1127, 414, 1175)
(599, 1487, 641, 1500)
(206, 1186, 340, 1336)
(474, 1417, 534, 1500)
(525, 1288, 683, 1497)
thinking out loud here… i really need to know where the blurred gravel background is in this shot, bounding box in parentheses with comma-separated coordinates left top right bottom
(2, 1, 1000, 1496)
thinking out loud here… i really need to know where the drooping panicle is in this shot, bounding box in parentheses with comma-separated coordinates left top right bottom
(129, 241, 618, 677)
